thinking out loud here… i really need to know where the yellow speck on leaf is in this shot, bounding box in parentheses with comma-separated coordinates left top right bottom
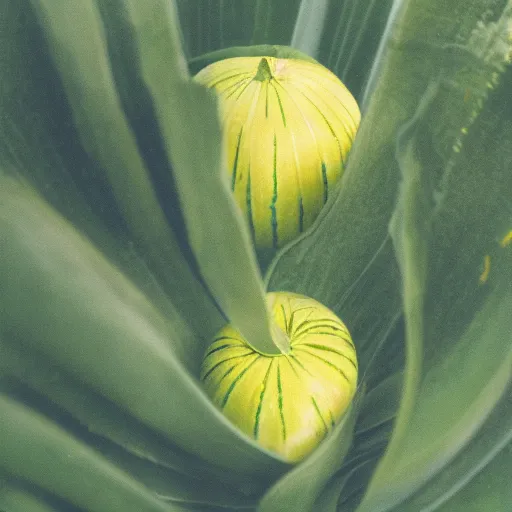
(499, 230, 512, 248)
(479, 255, 491, 284)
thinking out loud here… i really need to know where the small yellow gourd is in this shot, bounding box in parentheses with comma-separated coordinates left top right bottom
(194, 56, 360, 249)
(200, 292, 358, 462)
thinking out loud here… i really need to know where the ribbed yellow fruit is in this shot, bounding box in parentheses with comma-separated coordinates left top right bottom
(194, 56, 360, 249)
(200, 292, 358, 462)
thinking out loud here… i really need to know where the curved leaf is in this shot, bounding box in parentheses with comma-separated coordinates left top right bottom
(0, 179, 288, 478)
(0, 336, 268, 507)
(435, 441, 512, 512)
(0, 394, 179, 512)
(27, 0, 222, 342)
(357, 4, 512, 509)
(0, 479, 60, 512)
(119, 0, 277, 353)
(398, 387, 512, 510)
(317, 0, 394, 101)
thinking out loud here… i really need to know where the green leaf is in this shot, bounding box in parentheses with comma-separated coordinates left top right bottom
(176, 0, 259, 57)
(336, 458, 383, 511)
(311, 0, 395, 101)
(355, 372, 402, 434)
(0, 0, 221, 353)
(0, 394, 179, 512)
(27, 0, 212, 326)
(0, 478, 59, 512)
(0, 178, 288, 478)
(118, 0, 277, 354)
(397, 388, 512, 510)
(356, 4, 512, 510)
(436, 441, 512, 512)
(0, 335, 267, 503)
(177, 0, 303, 52)
(267, 0, 512, 510)
(290, 0, 331, 58)
(251, 0, 302, 45)
(313, 471, 352, 512)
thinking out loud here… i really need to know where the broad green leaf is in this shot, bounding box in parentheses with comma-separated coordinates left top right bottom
(398, 387, 512, 510)
(251, 0, 302, 45)
(313, 472, 352, 512)
(0, 478, 59, 512)
(322, 424, 394, 512)
(0, 179, 288, 479)
(436, 441, 512, 512)
(26, 0, 173, 265)
(0, 394, 179, 512)
(0, 0, 220, 355)
(177, 1, 257, 57)
(336, 459, 383, 512)
(118, 0, 277, 353)
(27, 0, 224, 344)
(94, 0, 207, 290)
(356, 4, 512, 509)
(0, 336, 267, 505)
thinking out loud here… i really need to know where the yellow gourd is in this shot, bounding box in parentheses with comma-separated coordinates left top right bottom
(194, 57, 360, 249)
(200, 292, 358, 462)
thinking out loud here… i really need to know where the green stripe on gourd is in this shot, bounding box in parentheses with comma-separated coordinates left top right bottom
(200, 292, 358, 462)
(194, 56, 360, 249)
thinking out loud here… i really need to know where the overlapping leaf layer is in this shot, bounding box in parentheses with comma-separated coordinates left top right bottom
(0, 0, 510, 511)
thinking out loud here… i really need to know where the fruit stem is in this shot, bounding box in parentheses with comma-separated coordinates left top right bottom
(254, 57, 273, 82)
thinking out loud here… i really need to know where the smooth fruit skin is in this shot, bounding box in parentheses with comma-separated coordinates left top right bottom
(194, 56, 360, 249)
(200, 292, 358, 462)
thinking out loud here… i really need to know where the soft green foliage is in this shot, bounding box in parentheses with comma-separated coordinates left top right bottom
(0, 0, 511, 511)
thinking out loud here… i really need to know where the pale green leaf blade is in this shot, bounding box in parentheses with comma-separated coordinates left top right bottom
(0, 394, 180, 512)
(176, 0, 258, 57)
(0, 336, 270, 506)
(0, 479, 59, 512)
(0, 178, 288, 477)
(121, 0, 277, 353)
(290, 0, 330, 58)
(436, 442, 512, 512)
(356, 4, 512, 509)
(27, 0, 222, 341)
(315, 0, 394, 101)
(358, 286, 512, 511)
(312, 472, 352, 512)
(355, 372, 402, 434)
(398, 388, 512, 511)
(268, 1, 512, 510)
